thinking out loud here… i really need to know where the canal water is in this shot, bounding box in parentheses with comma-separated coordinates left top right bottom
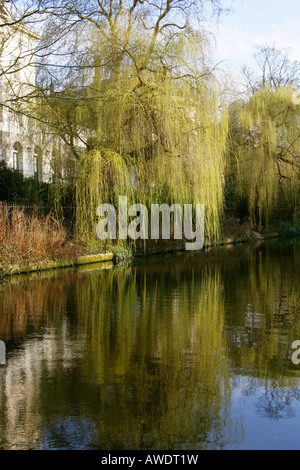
(0, 239, 300, 450)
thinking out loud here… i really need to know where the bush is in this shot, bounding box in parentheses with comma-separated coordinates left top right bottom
(0, 162, 76, 231)
(0, 160, 75, 207)
(0, 161, 48, 205)
(271, 220, 300, 237)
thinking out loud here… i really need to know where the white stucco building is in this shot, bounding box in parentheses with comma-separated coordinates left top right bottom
(0, 2, 80, 184)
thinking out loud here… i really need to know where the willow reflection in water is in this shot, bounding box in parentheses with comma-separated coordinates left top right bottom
(0, 240, 300, 450)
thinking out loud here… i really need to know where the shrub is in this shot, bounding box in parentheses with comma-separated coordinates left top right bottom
(272, 220, 300, 237)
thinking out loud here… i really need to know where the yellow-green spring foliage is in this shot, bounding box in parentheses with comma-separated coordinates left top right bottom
(75, 26, 228, 244)
(228, 86, 300, 226)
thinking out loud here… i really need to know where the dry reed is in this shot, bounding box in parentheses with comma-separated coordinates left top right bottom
(0, 202, 71, 271)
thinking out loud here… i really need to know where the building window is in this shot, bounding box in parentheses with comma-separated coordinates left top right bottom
(0, 81, 3, 122)
(33, 151, 38, 178)
(33, 146, 42, 181)
(13, 149, 19, 170)
(13, 144, 21, 170)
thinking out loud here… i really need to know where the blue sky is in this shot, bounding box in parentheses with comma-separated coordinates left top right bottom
(209, 0, 300, 73)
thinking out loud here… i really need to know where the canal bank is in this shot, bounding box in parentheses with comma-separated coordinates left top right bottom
(2, 226, 280, 277)
(3, 252, 115, 276)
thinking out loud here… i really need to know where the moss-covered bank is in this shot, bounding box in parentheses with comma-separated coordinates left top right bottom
(2, 231, 281, 277)
(3, 252, 114, 276)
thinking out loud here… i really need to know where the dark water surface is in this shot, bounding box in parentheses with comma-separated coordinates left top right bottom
(1, 239, 300, 450)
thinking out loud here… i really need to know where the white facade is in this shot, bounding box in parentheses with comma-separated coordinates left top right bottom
(0, 2, 77, 184)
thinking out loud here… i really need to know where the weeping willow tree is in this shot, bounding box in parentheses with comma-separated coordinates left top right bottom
(226, 45, 300, 227)
(227, 85, 300, 227)
(74, 26, 228, 244)
(34, 1, 226, 245)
